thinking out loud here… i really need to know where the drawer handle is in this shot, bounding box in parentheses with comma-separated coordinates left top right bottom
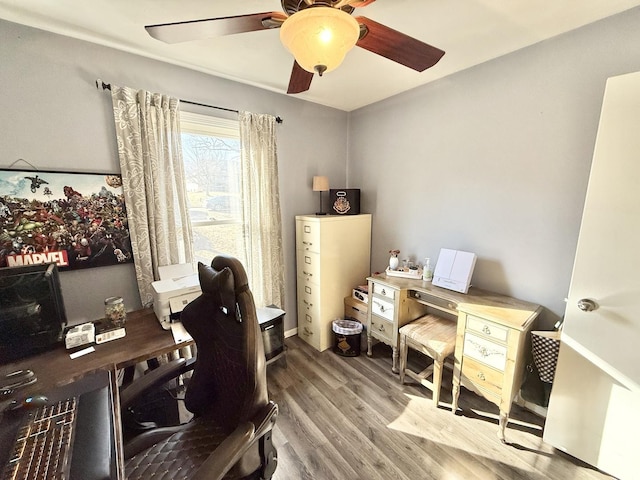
(482, 325, 491, 335)
(448, 303, 456, 311)
(303, 271, 313, 277)
(303, 300, 313, 307)
(379, 304, 386, 313)
(414, 292, 421, 299)
(377, 324, 386, 332)
(381, 288, 386, 296)
(477, 372, 486, 381)
(302, 241, 313, 246)
(304, 327, 313, 335)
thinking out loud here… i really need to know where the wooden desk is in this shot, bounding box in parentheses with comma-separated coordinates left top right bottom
(0, 308, 192, 395)
(0, 308, 193, 478)
(366, 274, 541, 441)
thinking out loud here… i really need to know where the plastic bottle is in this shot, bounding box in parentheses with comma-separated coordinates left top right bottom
(422, 258, 433, 282)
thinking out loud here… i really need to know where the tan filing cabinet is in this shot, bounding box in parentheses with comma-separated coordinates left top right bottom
(296, 214, 371, 351)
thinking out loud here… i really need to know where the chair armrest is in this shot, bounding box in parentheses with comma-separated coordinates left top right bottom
(120, 357, 195, 410)
(250, 401, 278, 438)
(192, 402, 278, 480)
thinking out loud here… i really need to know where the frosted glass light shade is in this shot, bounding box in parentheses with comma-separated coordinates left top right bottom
(280, 7, 360, 76)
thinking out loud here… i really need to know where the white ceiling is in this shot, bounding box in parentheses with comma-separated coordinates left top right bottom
(1, 0, 639, 111)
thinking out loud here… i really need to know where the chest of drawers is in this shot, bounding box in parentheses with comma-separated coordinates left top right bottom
(296, 215, 371, 351)
(452, 303, 540, 441)
(367, 278, 432, 372)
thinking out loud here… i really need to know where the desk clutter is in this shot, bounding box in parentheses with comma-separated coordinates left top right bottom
(65, 297, 128, 350)
(386, 248, 477, 293)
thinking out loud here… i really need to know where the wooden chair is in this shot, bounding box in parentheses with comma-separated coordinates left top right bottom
(399, 314, 457, 407)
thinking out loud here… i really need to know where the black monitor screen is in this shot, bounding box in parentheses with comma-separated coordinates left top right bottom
(0, 262, 67, 363)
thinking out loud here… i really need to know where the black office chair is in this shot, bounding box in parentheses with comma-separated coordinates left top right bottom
(122, 255, 278, 480)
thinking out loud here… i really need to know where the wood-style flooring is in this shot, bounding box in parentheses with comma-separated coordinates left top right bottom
(266, 336, 613, 480)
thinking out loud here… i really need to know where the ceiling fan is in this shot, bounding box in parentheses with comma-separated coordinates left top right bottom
(145, 0, 445, 95)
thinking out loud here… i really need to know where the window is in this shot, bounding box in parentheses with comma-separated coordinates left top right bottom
(180, 112, 245, 265)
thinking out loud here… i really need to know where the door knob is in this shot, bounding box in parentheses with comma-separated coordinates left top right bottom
(577, 298, 598, 312)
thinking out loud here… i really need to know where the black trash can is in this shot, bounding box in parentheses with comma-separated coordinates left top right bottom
(332, 319, 363, 357)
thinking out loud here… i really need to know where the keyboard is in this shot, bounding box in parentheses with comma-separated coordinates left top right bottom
(0, 379, 116, 480)
(2, 397, 77, 480)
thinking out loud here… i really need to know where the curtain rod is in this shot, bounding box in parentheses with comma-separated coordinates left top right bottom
(96, 80, 283, 124)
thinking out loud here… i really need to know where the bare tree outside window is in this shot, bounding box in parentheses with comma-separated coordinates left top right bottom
(180, 113, 245, 265)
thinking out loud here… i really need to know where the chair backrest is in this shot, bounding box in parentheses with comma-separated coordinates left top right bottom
(180, 255, 268, 432)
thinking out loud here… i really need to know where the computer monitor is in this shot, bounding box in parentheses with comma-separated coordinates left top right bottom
(0, 262, 67, 363)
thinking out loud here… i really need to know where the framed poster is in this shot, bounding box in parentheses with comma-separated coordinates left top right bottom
(0, 168, 133, 270)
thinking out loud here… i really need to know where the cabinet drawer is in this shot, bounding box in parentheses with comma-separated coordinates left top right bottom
(297, 221, 320, 253)
(466, 315, 509, 343)
(463, 332, 507, 371)
(297, 251, 319, 270)
(299, 322, 320, 349)
(297, 306, 320, 349)
(370, 315, 393, 344)
(296, 250, 319, 279)
(372, 283, 395, 300)
(461, 357, 504, 397)
(410, 290, 457, 314)
(370, 297, 394, 321)
(344, 297, 368, 324)
(298, 282, 320, 315)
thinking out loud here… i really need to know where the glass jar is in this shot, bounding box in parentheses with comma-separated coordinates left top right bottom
(104, 296, 126, 328)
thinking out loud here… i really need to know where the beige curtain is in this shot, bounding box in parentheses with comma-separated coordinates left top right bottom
(239, 112, 285, 309)
(110, 85, 193, 306)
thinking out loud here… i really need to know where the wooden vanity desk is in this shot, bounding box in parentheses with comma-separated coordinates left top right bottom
(366, 274, 542, 441)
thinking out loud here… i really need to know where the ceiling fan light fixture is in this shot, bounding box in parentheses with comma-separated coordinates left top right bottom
(280, 7, 359, 76)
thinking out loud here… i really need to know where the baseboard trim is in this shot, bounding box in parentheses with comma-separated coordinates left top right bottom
(285, 327, 297, 338)
(515, 394, 548, 418)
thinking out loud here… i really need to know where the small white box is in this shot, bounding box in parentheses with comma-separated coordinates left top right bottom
(95, 327, 126, 344)
(65, 322, 95, 349)
(352, 288, 368, 304)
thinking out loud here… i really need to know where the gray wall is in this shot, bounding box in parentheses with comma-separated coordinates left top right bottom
(348, 7, 640, 327)
(2, 6, 640, 332)
(1, 18, 349, 328)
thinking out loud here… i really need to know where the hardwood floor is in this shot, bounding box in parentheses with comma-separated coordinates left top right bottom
(266, 336, 613, 480)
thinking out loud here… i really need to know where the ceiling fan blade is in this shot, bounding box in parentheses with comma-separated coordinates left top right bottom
(355, 16, 444, 72)
(333, 0, 376, 8)
(287, 61, 314, 94)
(145, 12, 286, 44)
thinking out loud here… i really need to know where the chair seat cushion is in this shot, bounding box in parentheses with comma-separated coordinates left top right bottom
(399, 314, 457, 356)
(126, 419, 226, 480)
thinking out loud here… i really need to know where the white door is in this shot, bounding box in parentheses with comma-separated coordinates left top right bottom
(543, 71, 640, 479)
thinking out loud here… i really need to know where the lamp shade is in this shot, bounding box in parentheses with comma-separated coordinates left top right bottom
(312, 176, 329, 192)
(280, 7, 360, 76)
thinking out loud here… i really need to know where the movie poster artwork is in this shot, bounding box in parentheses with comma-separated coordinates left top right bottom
(0, 169, 133, 270)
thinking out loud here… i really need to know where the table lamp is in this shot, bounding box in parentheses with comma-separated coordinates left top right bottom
(312, 176, 329, 215)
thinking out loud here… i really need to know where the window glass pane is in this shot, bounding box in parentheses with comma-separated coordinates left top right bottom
(180, 113, 245, 265)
